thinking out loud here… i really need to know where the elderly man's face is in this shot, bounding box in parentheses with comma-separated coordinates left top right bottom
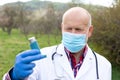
(61, 8, 93, 39)
(62, 19, 93, 39)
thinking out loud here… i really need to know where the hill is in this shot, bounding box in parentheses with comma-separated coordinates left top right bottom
(1, 0, 106, 12)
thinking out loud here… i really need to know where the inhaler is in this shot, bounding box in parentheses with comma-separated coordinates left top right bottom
(28, 37, 40, 50)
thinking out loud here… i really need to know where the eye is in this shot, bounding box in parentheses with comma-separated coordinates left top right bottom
(67, 28, 72, 30)
(65, 27, 72, 31)
(75, 28, 83, 31)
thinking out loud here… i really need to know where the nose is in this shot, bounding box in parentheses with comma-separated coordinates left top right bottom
(71, 29, 76, 33)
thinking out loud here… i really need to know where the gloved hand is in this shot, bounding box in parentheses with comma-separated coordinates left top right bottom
(11, 49, 46, 80)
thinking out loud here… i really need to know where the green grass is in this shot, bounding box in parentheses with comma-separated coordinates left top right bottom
(0, 29, 61, 78)
(112, 64, 120, 80)
(0, 29, 120, 79)
(0, 29, 28, 78)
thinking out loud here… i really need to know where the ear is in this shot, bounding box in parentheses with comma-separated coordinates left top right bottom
(88, 25, 93, 38)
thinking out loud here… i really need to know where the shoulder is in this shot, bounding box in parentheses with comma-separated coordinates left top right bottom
(95, 52, 112, 78)
(41, 45, 57, 52)
(87, 46, 111, 68)
(40, 44, 64, 55)
(40, 45, 58, 55)
(95, 52, 111, 68)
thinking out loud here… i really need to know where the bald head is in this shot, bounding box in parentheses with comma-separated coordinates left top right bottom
(62, 7, 92, 27)
(61, 7, 93, 47)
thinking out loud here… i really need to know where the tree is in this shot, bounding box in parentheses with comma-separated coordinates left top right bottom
(91, 1, 120, 64)
(0, 5, 17, 35)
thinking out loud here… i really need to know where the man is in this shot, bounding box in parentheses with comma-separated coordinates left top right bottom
(3, 7, 111, 80)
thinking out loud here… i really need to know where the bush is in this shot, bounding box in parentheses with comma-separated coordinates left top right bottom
(91, 5, 120, 64)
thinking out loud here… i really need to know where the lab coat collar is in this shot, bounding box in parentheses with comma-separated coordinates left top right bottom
(55, 43, 64, 55)
(76, 46, 94, 79)
(56, 44, 94, 79)
(56, 43, 74, 79)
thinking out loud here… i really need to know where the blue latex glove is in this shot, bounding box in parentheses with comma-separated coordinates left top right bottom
(11, 49, 46, 80)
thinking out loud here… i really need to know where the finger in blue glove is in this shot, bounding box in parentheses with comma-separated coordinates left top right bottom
(11, 49, 46, 80)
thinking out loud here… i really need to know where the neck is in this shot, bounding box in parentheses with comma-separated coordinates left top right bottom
(72, 49, 84, 63)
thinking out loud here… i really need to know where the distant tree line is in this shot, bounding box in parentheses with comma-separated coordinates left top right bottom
(0, 2, 64, 36)
(0, 0, 119, 64)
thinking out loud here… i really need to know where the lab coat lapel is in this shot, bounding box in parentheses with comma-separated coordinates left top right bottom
(57, 44, 74, 79)
(76, 47, 94, 79)
(60, 53, 74, 79)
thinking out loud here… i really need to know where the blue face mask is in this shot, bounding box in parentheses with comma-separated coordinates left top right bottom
(62, 32, 86, 53)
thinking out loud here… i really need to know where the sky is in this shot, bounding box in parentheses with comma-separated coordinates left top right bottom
(0, 0, 114, 7)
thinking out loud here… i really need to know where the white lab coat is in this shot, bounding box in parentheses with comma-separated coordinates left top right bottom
(27, 44, 111, 80)
(3, 44, 111, 80)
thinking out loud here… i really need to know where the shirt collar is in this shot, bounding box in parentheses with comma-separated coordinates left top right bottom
(65, 45, 88, 59)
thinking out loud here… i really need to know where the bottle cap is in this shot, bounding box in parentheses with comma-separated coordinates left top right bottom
(28, 37, 36, 43)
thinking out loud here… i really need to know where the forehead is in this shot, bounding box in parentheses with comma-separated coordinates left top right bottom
(62, 7, 90, 26)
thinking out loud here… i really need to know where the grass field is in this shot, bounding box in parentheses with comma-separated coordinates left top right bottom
(0, 29, 120, 79)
